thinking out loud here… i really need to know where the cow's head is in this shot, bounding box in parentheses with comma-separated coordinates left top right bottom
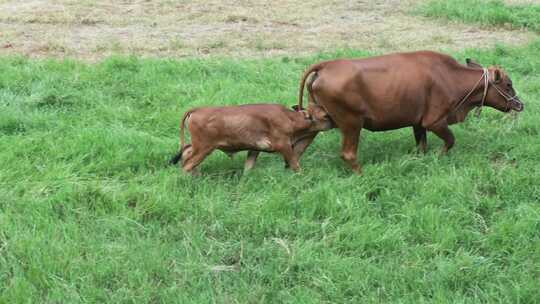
(466, 59, 524, 112)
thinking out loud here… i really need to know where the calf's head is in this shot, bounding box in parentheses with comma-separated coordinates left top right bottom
(292, 104, 334, 131)
(466, 59, 524, 112)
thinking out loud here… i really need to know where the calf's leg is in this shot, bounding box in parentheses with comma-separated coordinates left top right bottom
(292, 132, 318, 160)
(182, 145, 214, 174)
(244, 150, 260, 171)
(275, 143, 300, 172)
(413, 125, 427, 153)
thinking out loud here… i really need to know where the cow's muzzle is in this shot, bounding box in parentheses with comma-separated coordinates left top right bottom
(510, 97, 524, 112)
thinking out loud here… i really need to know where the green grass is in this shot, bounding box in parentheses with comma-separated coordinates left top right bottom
(1, 40, 539, 303)
(418, 0, 540, 33)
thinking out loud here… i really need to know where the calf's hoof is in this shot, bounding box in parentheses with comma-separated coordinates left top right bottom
(183, 169, 201, 177)
(287, 164, 301, 173)
(351, 167, 362, 175)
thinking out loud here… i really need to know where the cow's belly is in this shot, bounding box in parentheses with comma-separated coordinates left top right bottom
(363, 119, 414, 131)
(362, 110, 421, 131)
(334, 89, 425, 131)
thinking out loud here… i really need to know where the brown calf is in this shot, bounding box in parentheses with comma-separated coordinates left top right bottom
(169, 103, 333, 174)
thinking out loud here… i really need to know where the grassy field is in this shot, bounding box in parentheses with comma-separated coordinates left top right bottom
(1, 0, 540, 303)
(1, 40, 539, 302)
(419, 0, 540, 32)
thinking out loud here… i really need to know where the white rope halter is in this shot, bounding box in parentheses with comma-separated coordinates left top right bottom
(453, 68, 521, 116)
(453, 68, 489, 116)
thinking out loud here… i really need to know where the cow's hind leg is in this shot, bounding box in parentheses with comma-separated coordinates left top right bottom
(413, 125, 427, 153)
(339, 125, 362, 174)
(182, 145, 214, 175)
(427, 123, 455, 154)
(244, 151, 260, 171)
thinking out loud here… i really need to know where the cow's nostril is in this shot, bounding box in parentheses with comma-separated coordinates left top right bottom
(513, 101, 523, 112)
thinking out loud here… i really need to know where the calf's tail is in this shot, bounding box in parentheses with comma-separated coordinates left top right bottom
(298, 61, 327, 110)
(169, 109, 195, 165)
(169, 150, 183, 165)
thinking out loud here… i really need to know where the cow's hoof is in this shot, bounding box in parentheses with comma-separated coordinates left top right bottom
(415, 147, 427, 154)
(184, 169, 201, 177)
(439, 149, 450, 156)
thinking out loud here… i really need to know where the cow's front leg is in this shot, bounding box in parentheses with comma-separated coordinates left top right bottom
(340, 127, 362, 174)
(413, 125, 427, 153)
(243, 150, 260, 171)
(428, 123, 455, 154)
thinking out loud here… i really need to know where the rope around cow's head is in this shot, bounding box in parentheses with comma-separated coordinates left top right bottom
(454, 68, 522, 117)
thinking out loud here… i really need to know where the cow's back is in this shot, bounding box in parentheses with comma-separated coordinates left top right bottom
(313, 51, 458, 130)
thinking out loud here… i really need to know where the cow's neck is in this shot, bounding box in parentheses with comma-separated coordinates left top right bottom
(450, 67, 488, 121)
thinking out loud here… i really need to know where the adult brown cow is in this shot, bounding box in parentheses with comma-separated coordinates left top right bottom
(298, 51, 524, 173)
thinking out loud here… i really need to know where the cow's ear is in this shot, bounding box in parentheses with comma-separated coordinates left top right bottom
(466, 58, 482, 68)
(291, 105, 302, 111)
(493, 68, 502, 83)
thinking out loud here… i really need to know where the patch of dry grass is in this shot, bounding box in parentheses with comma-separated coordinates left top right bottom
(0, 0, 535, 60)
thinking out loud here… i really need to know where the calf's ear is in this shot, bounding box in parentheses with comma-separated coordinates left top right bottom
(466, 58, 482, 68)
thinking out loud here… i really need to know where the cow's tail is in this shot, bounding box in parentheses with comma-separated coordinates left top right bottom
(298, 62, 327, 110)
(169, 109, 195, 165)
